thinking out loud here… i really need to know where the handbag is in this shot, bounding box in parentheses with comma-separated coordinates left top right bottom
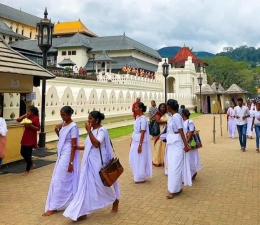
(187, 120, 202, 149)
(98, 138, 124, 187)
(149, 121, 160, 136)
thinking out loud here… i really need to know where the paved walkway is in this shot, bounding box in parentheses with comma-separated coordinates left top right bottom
(1, 114, 260, 225)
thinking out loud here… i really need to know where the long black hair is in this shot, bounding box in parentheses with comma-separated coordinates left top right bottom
(28, 105, 39, 117)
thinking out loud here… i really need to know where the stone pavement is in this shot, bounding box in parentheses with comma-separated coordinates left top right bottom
(1, 114, 260, 225)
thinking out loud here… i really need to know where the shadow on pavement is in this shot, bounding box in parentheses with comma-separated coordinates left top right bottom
(0, 159, 56, 174)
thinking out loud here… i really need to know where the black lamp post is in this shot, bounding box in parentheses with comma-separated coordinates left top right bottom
(89, 54, 95, 75)
(162, 59, 169, 103)
(37, 8, 54, 149)
(197, 74, 203, 113)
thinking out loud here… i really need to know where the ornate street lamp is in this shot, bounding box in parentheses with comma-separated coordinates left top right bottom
(37, 8, 54, 149)
(197, 74, 203, 113)
(89, 53, 95, 75)
(162, 59, 169, 103)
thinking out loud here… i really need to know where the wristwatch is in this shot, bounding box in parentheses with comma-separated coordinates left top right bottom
(69, 162, 74, 165)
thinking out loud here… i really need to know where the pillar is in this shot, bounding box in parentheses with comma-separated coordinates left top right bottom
(109, 62, 112, 74)
(95, 62, 98, 74)
(105, 62, 107, 75)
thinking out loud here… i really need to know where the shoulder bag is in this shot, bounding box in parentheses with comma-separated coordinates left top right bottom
(187, 120, 202, 149)
(98, 137, 124, 187)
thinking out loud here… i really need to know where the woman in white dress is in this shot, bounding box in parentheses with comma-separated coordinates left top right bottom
(43, 106, 80, 216)
(246, 102, 254, 139)
(129, 102, 152, 183)
(63, 111, 120, 221)
(251, 100, 260, 153)
(227, 101, 236, 139)
(182, 109, 202, 180)
(166, 99, 190, 199)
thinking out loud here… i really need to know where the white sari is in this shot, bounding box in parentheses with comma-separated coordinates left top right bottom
(166, 113, 191, 194)
(129, 115, 152, 182)
(44, 122, 80, 212)
(183, 119, 202, 179)
(63, 127, 120, 221)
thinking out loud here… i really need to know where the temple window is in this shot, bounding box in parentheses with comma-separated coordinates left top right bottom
(9, 37, 13, 42)
(68, 51, 71, 55)
(15, 38, 18, 41)
(21, 29, 24, 35)
(16, 27, 18, 33)
(30, 31, 32, 38)
(62, 51, 66, 56)
(72, 51, 76, 55)
(3, 35, 5, 40)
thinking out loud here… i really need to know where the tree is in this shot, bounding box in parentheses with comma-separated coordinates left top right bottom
(202, 56, 258, 97)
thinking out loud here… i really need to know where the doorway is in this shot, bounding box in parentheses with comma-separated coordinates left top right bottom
(0, 93, 4, 117)
(207, 96, 211, 113)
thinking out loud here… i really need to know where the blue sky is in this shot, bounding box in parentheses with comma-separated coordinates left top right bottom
(2, 0, 260, 53)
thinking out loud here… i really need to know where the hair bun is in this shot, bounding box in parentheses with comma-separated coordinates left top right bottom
(71, 109, 74, 114)
(100, 113, 105, 120)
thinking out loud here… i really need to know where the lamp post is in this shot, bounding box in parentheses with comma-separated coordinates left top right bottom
(197, 74, 203, 113)
(37, 8, 54, 149)
(162, 59, 169, 104)
(89, 53, 95, 75)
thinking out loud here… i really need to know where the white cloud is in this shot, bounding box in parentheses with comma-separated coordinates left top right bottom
(1, 0, 260, 53)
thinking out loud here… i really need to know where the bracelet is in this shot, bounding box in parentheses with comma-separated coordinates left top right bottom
(139, 143, 142, 146)
(87, 130, 91, 134)
(69, 162, 74, 165)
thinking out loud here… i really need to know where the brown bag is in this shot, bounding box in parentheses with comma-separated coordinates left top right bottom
(98, 140, 124, 187)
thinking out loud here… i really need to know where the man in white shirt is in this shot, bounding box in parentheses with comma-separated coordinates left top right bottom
(234, 98, 250, 151)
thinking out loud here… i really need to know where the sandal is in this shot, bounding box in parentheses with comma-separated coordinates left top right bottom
(256, 148, 259, 153)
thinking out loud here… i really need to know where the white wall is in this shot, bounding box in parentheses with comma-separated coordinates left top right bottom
(157, 57, 208, 96)
(2, 77, 197, 124)
(57, 47, 88, 68)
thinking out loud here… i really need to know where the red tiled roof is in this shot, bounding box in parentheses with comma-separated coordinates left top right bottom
(169, 47, 205, 65)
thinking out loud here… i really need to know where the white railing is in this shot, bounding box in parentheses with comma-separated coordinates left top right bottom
(96, 72, 162, 89)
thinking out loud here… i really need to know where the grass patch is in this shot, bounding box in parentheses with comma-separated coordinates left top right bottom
(80, 125, 133, 140)
(79, 113, 201, 140)
(190, 113, 202, 118)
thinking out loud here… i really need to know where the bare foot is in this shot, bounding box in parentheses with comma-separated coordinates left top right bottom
(77, 215, 87, 221)
(166, 193, 174, 199)
(30, 164, 36, 170)
(22, 171, 29, 176)
(42, 210, 56, 216)
(111, 199, 119, 213)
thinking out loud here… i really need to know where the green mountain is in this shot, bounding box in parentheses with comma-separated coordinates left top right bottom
(158, 46, 215, 59)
